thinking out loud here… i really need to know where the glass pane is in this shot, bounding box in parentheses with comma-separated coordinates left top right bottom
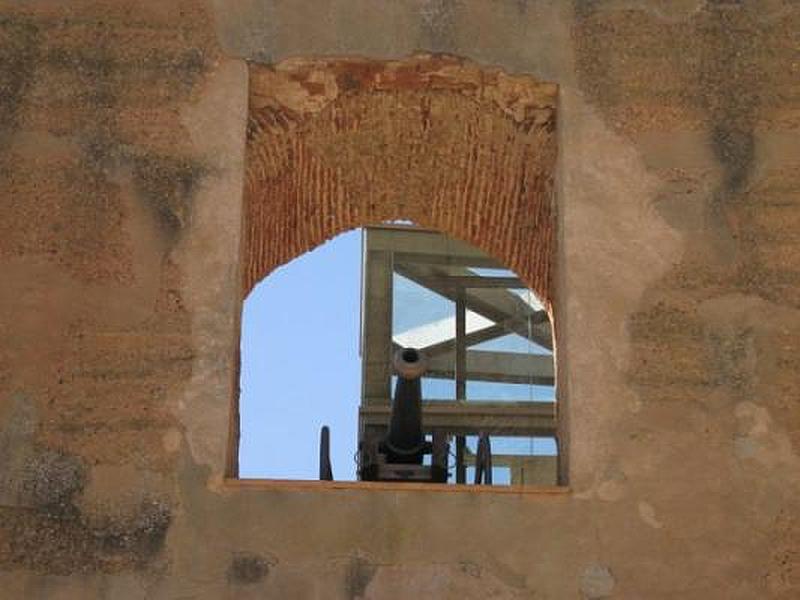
(391, 375, 456, 400)
(392, 274, 453, 338)
(458, 281, 553, 404)
(469, 267, 518, 278)
(466, 381, 556, 402)
(462, 466, 512, 485)
(392, 271, 456, 400)
(421, 377, 455, 400)
(479, 436, 558, 456)
(471, 333, 550, 355)
(510, 288, 545, 311)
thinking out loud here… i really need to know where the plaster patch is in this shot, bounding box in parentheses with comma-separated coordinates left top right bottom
(103, 573, 149, 599)
(162, 428, 182, 453)
(205, 473, 226, 493)
(178, 57, 249, 474)
(597, 479, 626, 502)
(638, 501, 663, 529)
(560, 88, 683, 485)
(580, 564, 615, 599)
(734, 402, 799, 467)
(735, 401, 771, 436)
(255, 61, 340, 115)
(359, 562, 532, 599)
(733, 435, 759, 460)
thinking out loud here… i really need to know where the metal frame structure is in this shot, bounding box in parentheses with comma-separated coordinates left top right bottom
(359, 225, 558, 486)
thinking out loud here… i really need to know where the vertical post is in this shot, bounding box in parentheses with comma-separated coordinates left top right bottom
(456, 436, 466, 484)
(483, 435, 492, 485)
(455, 290, 467, 401)
(359, 233, 394, 480)
(431, 430, 449, 483)
(362, 245, 393, 404)
(474, 433, 492, 485)
(319, 426, 333, 481)
(455, 290, 467, 483)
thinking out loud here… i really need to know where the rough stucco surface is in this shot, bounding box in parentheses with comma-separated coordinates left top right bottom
(0, 0, 798, 599)
(0, 0, 220, 579)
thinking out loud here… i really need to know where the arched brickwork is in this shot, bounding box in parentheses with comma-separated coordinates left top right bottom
(243, 54, 557, 306)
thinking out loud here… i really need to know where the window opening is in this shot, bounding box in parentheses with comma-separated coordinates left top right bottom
(238, 224, 558, 486)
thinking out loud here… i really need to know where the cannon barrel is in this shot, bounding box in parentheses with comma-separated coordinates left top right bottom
(382, 348, 429, 464)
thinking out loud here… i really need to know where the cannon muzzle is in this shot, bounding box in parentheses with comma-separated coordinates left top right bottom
(382, 348, 430, 464)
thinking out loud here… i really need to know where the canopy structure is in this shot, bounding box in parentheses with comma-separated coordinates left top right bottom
(359, 225, 559, 486)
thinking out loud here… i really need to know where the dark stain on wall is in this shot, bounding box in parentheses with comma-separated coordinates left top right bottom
(131, 153, 208, 235)
(698, 6, 760, 244)
(573, 0, 601, 21)
(45, 40, 119, 114)
(0, 15, 40, 157)
(95, 499, 173, 565)
(0, 7, 215, 283)
(345, 555, 377, 599)
(228, 551, 274, 584)
(1, 445, 173, 574)
(23, 450, 86, 515)
(81, 134, 208, 238)
(706, 325, 755, 391)
(710, 125, 755, 196)
(573, 3, 767, 241)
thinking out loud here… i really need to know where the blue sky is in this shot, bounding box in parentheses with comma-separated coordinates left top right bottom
(238, 229, 362, 480)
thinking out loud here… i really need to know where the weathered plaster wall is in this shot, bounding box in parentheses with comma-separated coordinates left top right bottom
(0, 1, 798, 598)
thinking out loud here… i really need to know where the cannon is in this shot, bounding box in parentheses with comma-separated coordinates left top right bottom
(319, 347, 496, 484)
(356, 347, 448, 483)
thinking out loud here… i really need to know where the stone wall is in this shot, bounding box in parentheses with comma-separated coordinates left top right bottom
(0, 1, 798, 598)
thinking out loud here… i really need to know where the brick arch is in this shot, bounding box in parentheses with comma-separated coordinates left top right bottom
(243, 54, 557, 307)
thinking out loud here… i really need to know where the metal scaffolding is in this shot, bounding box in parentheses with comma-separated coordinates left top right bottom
(359, 225, 559, 486)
